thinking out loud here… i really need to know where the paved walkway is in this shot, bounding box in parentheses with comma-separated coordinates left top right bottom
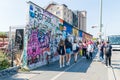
(110, 51, 120, 80)
(0, 50, 113, 80)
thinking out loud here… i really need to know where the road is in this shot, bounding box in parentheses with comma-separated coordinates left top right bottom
(0, 50, 120, 80)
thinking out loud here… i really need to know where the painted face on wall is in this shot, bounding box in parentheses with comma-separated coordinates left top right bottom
(37, 29, 45, 43)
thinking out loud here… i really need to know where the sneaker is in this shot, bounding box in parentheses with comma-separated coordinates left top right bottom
(63, 65, 65, 67)
(66, 62, 68, 66)
(101, 61, 105, 64)
(60, 65, 62, 68)
(107, 66, 110, 68)
(82, 56, 86, 58)
(74, 61, 77, 63)
(109, 65, 112, 68)
(104, 64, 108, 68)
(105, 65, 108, 68)
(68, 62, 70, 65)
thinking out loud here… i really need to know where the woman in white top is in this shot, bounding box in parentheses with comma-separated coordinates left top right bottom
(73, 39, 79, 63)
(97, 42, 101, 60)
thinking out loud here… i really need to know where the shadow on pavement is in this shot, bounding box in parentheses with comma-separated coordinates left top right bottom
(0, 76, 29, 80)
(18, 72, 41, 74)
(33, 52, 97, 73)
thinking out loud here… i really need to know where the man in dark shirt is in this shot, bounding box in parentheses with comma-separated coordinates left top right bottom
(104, 41, 112, 67)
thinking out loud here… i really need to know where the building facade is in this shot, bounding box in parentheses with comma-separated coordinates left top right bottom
(45, 2, 73, 25)
(45, 2, 87, 32)
(72, 11, 78, 29)
(78, 11, 87, 32)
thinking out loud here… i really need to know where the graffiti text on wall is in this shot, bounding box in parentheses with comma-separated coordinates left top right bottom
(27, 2, 61, 66)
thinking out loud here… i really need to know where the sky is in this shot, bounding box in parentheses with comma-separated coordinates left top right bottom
(0, 0, 120, 38)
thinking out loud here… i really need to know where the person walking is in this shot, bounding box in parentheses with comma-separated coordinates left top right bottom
(104, 41, 112, 67)
(97, 41, 102, 61)
(65, 38, 72, 66)
(82, 41, 87, 58)
(90, 40, 94, 58)
(72, 39, 79, 63)
(78, 41, 83, 56)
(57, 39, 66, 68)
(87, 41, 93, 59)
(100, 41, 105, 62)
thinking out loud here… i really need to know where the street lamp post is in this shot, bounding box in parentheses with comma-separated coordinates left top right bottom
(99, 0, 103, 40)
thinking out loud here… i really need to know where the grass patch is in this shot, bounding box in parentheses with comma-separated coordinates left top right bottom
(0, 50, 5, 61)
(0, 50, 10, 70)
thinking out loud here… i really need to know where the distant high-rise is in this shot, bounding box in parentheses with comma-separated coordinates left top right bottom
(72, 11, 78, 29)
(78, 11, 87, 32)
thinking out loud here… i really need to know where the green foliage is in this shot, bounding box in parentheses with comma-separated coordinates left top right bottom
(0, 51, 5, 61)
(0, 32, 7, 38)
(0, 51, 10, 70)
(0, 59, 10, 70)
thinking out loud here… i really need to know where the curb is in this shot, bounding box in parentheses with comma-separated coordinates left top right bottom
(108, 67, 116, 80)
(0, 66, 19, 77)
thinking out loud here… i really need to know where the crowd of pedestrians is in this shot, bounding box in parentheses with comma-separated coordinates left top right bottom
(57, 37, 112, 68)
(57, 38, 95, 68)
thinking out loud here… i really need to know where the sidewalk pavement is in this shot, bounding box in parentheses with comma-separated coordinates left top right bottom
(0, 50, 112, 80)
(94, 50, 120, 80)
(110, 51, 120, 80)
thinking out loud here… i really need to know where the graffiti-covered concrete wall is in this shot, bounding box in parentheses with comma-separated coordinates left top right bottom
(24, 1, 62, 69)
(82, 32, 93, 42)
(22, 1, 92, 69)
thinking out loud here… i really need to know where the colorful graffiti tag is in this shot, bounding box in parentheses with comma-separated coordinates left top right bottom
(26, 2, 62, 68)
(22, 2, 92, 69)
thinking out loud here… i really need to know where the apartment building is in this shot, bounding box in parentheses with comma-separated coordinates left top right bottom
(45, 2, 73, 25)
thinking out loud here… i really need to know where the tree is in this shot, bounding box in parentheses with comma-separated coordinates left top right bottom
(0, 32, 7, 47)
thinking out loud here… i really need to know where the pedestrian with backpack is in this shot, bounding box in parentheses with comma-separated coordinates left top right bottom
(87, 40, 94, 59)
(104, 41, 112, 67)
(72, 39, 79, 63)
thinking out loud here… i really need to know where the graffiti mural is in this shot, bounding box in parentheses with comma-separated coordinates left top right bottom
(27, 28, 51, 64)
(26, 2, 62, 68)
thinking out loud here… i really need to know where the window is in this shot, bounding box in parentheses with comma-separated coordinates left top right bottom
(56, 11, 60, 15)
(68, 20, 69, 22)
(51, 8, 53, 10)
(68, 14, 69, 17)
(57, 7, 59, 9)
(64, 18, 66, 21)
(64, 12, 66, 15)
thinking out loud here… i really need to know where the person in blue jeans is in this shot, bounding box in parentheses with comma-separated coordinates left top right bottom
(100, 41, 105, 61)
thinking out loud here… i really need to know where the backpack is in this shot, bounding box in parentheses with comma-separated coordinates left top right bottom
(105, 45, 110, 55)
(76, 44, 79, 52)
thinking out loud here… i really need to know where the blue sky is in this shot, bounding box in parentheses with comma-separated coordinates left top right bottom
(0, 0, 120, 38)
